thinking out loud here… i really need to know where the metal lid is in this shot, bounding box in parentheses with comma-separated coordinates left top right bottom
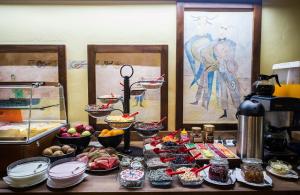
(242, 158, 262, 165)
(237, 100, 265, 116)
(204, 124, 215, 131)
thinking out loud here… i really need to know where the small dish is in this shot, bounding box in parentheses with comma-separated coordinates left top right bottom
(134, 122, 164, 138)
(130, 87, 146, 96)
(177, 167, 204, 187)
(266, 166, 298, 179)
(47, 173, 88, 189)
(139, 77, 164, 89)
(97, 95, 122, 104)
(85, 105, 114, 118)
(235, 168, 272, 187)
(268, 159, 292, 176)
(3, 174, 47, 189)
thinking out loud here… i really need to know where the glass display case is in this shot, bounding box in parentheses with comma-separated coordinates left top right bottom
(0, 82, 67, 144)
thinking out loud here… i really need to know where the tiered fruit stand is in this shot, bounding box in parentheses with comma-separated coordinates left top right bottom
(85, 64, 165, 154)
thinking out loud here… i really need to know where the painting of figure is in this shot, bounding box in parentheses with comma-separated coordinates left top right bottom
(183, 11, 253, 124)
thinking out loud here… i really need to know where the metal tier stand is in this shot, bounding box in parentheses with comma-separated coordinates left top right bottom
(86, 64, 164, 156)
(120, 65, 133, 154)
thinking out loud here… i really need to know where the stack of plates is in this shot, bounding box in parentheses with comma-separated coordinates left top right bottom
(47, 157, 87, 189)
(3, 157, 50, 188)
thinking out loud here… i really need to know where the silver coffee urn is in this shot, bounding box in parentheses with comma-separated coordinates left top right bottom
(236, 99, 265, 159)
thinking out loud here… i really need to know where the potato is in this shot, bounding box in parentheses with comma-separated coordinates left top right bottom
(52, 150, 64, 157)
(66, 148, 75, 154)
(50, 145, 61, 152)
(61, 145, 71, 153)
(42, 148, 53, 156)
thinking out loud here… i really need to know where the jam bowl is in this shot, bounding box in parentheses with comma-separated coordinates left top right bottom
(134, 122, 164, 138)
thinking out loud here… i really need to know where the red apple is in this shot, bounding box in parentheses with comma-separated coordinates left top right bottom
(84, 125, 94, 132)
(75, 124, 85, 133)
(59, 127, 68, 135)
(72, 132, 81, 137)
(61, 132, 71, 138)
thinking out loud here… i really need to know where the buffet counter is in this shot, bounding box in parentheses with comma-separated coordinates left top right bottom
(0, 142, 299, 195)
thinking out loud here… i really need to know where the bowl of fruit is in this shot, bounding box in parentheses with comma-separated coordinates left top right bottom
(42, 144, 77, 162)
(56, 124, 94, 151)
(96, 129, 124, 148)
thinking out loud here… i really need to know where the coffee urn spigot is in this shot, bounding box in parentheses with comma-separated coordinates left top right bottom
(236, 99, 265, 159)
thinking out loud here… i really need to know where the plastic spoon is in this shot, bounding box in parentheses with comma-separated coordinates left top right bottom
(152, 116, 167, 126)
(153, 148, 173, 154)
(165, 168, 185, 176)
(185, 153, 202, 162)
(177, 138, 190, 145)
(168, 129, 180, 137)
(160, 157, 176, 163)
(178, 147, 196, 153)
(191, 164, 211, 176)
(101, 99, 113, 109)
(150, 140, 162, 147)
(123, 111, 139, 118)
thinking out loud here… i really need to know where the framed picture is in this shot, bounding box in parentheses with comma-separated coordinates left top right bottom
(176, 2, 261, 130)
(88, 45, 168, 130)
(0, 45, 67, 115)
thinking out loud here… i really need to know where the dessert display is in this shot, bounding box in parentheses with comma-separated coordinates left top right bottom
(176, 167, 204, 186)
(0, 122, 62, 139)
(76, 147, 119, 171)
(119, 169, 145, 188)
(208, 158, 229, 183)
(98, 129, 124, 137)
(241, 158, 264, 184)
(97, 94, 122, 104)
(148, 168, 173, 187)
(47, 158, 87, 189)
(42, 144, 76, 162)
(268, 160, 291, 175)
(4, 157, 50, 188)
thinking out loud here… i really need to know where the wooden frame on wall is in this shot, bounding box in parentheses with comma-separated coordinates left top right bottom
(176, 1, 262, 130)
(88, 45, 168, 130)
(0, 45, 68, 116)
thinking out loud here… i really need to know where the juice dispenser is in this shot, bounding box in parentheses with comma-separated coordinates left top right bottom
(272, 61, 300, 98)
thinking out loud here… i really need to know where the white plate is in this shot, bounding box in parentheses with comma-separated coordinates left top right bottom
(3, 174, 47, 188)
(203, 169, 236, 186)
(266, 166, 299, 179)
(47, 173, 87, 189)
(235, 168, 272, 187)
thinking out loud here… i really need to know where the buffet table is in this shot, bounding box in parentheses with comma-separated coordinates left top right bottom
(0, 142, 299, 195)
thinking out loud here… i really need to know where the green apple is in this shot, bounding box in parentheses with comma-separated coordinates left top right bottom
(67, 128, 77, 134)
(81, 131, 91, 137)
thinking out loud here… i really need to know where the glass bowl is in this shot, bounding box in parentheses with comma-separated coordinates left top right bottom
(119, 169, 145, 189)
(97, 95, 122, 104)
(139, 77, 164, 89)
(7, 157, 50, 182)
(148, 168, 173, 188)
(169, 154, 195, 169)
(104, 115, 135, 129)
(85, 105, 114, 118)
(176, 167, 204, 187)
(134, 122, 164, 138)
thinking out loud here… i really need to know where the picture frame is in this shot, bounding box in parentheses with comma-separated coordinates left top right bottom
(0, 45, 67, 115)
(87, 45, 168, 130)
(176, 1, 262, 130)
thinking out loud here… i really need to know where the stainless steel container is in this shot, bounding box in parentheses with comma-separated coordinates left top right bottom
(236, 100, 265, 159)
